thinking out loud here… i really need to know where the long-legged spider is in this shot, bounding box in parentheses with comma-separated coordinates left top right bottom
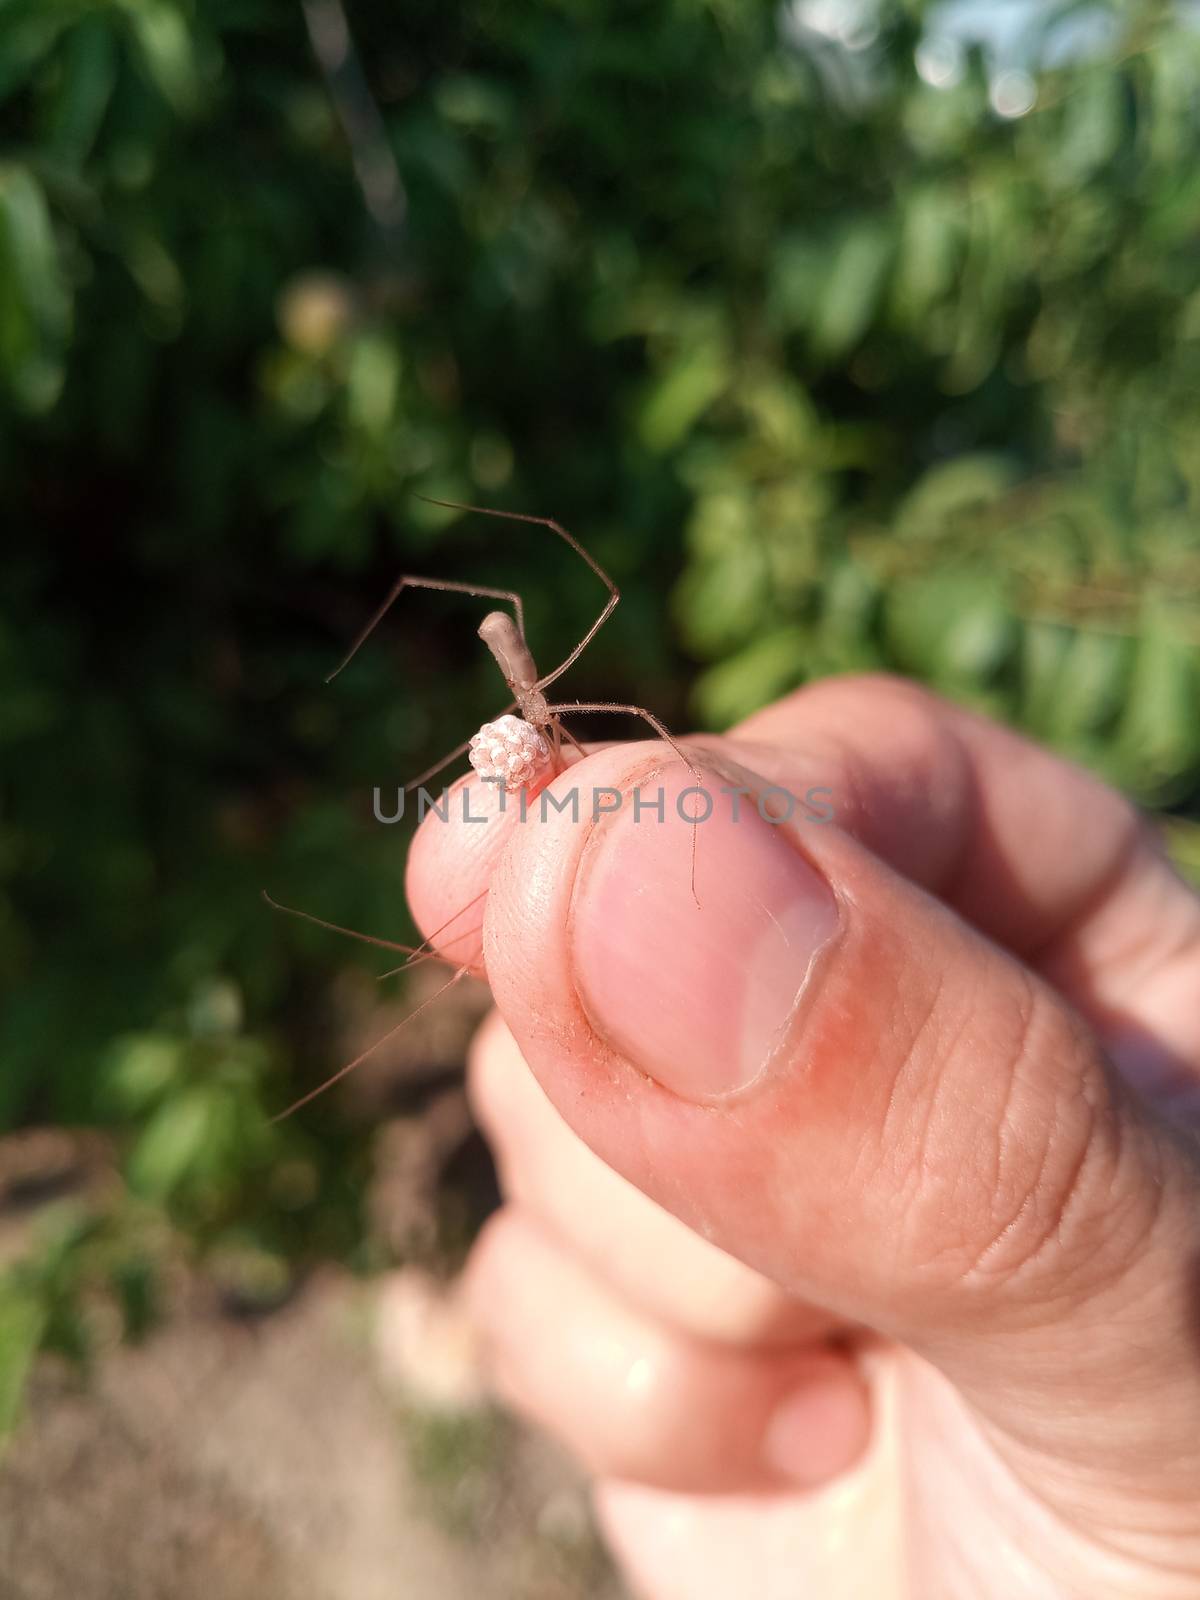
(267, 497, 702, 1118)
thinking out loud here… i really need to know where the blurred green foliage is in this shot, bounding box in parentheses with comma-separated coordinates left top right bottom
(1, 0, 1199, 1410)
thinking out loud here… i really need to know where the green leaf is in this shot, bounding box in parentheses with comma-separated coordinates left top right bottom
(119, 0, 197, 112)
(127, 1088, 214, 1200)
(346, 335, 401, 437)
(809, 220, 895, 363)
(1057, 69, 1124, 186)
(0, 164, 71, 412)
(892, 185, 963, 322)
(940, 593, 1018, 683)
(885, 572, 1017, 687)
(1020, 617, 1073, 736)
(1022, 624, 1129, 745)
(895, 456, 1020, 541)
(637, 337, 729, 452)
(0, 2, 73, 104)
(1115, 608, 1200, 799)
(46, 16, 119, 164)
(691, 626, 808, 728)
(0, 1286, 45, 1438)
(817, 558, 882, 653)
(1164, 819, 1200, 889)
(102, 1033, 184, 1115)
(769, 232, 826, 332)
(434, 75, 514, 134)
(673, 491, 771, 658)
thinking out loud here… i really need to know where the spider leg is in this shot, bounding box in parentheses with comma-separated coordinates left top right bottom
(271, 966, 470, 1121)
(545, 701, 705, 905)
(263, 888, 488, 974)
(327, 575, 526, 684)
(544, 702, 700, 783)
(416, 498, 618, 697)
(403, 702, 518, 792)
(553, 716, 589, 763)
(263, 890, 427, 961)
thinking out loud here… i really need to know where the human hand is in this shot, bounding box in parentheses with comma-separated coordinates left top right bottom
(407, 675, 1200, 1599)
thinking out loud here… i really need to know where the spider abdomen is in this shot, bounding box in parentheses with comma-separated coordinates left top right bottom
(468, 713, 553, 791)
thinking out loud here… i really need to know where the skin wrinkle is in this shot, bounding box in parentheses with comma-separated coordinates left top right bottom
(1021, 1075, 1119, 1300)
(974, 1120, 1146, 1349)
(992, 1048, 1148, 1321)
(906, 993, 991, 1276)
(875, 967, 943, 1158)
(966, 1053, 1159, 1372)
(870, 964, 966, 1262)
(950, 973, 1058, 1292)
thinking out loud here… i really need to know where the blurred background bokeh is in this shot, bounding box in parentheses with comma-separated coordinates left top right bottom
(2, 0, 1199, 1592)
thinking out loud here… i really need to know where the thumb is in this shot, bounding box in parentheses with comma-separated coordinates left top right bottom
(477, 745, 1200, 1521)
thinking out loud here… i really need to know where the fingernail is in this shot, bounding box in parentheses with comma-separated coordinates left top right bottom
(570, 765, 839, 1100)
(762, 1370, 870, 1486)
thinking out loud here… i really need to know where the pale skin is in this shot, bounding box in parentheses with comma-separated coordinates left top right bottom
(404, 674, 1200, 1600)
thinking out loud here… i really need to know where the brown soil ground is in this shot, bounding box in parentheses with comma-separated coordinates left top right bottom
(0, 1271, 626, 1600)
